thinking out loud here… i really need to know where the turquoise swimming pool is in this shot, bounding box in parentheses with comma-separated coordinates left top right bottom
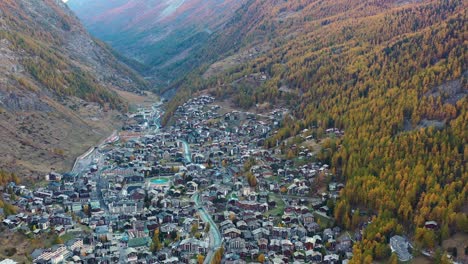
(150, 178, 169, 184)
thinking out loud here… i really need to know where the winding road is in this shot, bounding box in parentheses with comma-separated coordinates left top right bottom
(181, 140, 192, 163)
(181, 139, 222, 264)
(193, 193, 223, 264)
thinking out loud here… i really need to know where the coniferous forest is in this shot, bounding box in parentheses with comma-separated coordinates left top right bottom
(162, 0, 467, 261)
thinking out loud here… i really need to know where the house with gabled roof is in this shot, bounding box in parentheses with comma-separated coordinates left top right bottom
(390, 235, 412, 262)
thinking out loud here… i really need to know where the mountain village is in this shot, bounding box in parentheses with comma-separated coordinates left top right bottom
(1, 96, 416, 264)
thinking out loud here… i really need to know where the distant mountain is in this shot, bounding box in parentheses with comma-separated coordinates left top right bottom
(67, 0, 247, 84)
(0, 0, 147, 178)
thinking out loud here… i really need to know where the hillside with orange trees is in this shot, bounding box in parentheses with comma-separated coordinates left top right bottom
(161, 0, 467, 262)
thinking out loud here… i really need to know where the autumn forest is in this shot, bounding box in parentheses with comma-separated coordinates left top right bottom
(163, 0, 467, 262)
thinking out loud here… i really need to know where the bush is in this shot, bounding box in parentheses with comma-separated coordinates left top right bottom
(5, 247, 17, 256)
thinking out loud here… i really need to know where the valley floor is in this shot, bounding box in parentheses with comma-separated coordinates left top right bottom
(0, 94, 464, 264)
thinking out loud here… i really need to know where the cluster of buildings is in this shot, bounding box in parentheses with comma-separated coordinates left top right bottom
(166, 96, 356, 263)
(0, 95, 418, 263)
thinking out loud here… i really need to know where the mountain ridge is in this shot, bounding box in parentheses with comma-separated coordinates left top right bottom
(67, 0, 248, 84)
(0, 0, 148, 178)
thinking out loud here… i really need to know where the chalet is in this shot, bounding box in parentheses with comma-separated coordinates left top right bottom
(318, 205, 330, 214)
(258, 238, 268, 251)
(224, 227, 242, 239)
(252, 227, 270, 240)
(236, 220, 248, 230)
(272, 227, 290, 239)
(186, 181, 198, 194)
(45, 172, 62, 182)
(179, 238, 208, 254)
(424, 220, 438, 229)
(324, 253, 339, 263)
(125, 248, 138, 262)
(390, 235, 412, 262)
(228, 237, 246, 251)
(302, 213, 315, 225)
(38, 218, 49, 230)
(294, 251, 305, 260)
(50, 214, 72, 226)
(269, 239, 281, 252)
(305, 250, 322, 262)
(323, 228, 334, 240)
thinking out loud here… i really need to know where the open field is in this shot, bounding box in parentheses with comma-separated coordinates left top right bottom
(442, 233, 468, 263)
(113, 89, 159, 108)
(0, 100, 119, 181)
(265, 194, 285, 217)
(0, 226, 59, 263)
(313, 211, 335, 228)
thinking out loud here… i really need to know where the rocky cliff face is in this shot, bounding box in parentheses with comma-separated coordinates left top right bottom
(0, 0, 147, 179)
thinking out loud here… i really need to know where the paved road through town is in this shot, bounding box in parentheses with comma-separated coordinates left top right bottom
(181, 140, 192, 163)
(193, 193, 223, 264)
(181, 139, 222, 264)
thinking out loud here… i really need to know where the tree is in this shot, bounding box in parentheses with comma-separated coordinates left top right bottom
(245, 172, 258, 188)
(363, 255, 373, 264)
(287, 149, 296, 159)
(374, 243, 391, 260)
(258, 253, 266, 263)
(211, 247, 224, 264)
(83, 205, 91, 217)
(422, 229, 437, 249)
(351, 209, 360, 229)
(170, 230, 178, 240)
(2, 201, 17, 216)
(440, 253, 451, 264)
(54, 236, 64, 245)
(151, 228, 162, 252)
(434, 248, 444, 263)
(204, 223, 211, 233)
(257, 253, 265, 263)
(440, 223, 450, 241)
(229, 212, 236, 221)
(197, 254, 205, 264)
(11, 173, 20, 185)
(388, 253, 398, 264)
(191, 222, 199, 235)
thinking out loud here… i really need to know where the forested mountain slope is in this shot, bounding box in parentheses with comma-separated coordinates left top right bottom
(164, 0, 467, 261)
(0, 0, 147, 178)
(67, 0, 247, 84)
